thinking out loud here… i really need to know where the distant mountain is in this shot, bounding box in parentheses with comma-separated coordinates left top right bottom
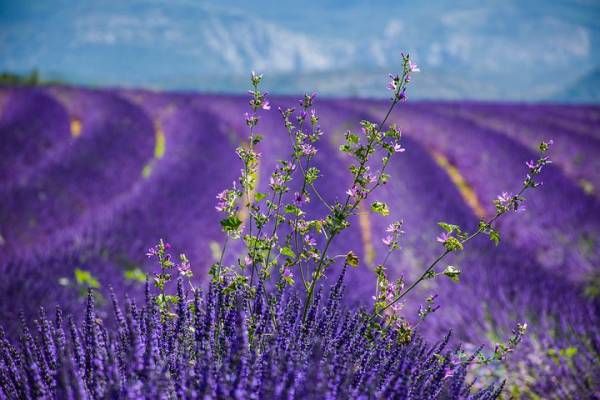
(554, 67, 600, 103)
(1, 0, 599, 101)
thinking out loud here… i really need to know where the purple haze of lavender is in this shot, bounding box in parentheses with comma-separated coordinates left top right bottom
(0, 53, 599, 398)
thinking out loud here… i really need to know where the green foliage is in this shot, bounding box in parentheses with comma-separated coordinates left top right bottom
(0, 70, 40, 86)
(220, 215, 242, 234)
(284, 204, 303, 216)
(371, 201, 390, 216)
(438, 222, 460, 233)
(280, 246, 296, 259)
(254, 192, 267, 202)
(443, 236, 464, 252)
(305, 167, 320, 184)
(345, 251, 359, 267)
(124, 267, 146, 283)
(489, 229, 501, 246)
(443, 265, 461, 282)
(74, 268, 100, 288)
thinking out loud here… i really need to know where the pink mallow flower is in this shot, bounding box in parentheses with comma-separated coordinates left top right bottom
(409, 60, 420, 73)
(393, 143, 406, 153)
(300, 143, 317, 157)
(346, 186, 358, 198)
(178, 260, 192, 277)
(215, 190, 228, 212)
(304, 235, 317, 247)
(436, 232, 451, 243)
(146, 247, 157, 258)
(282, 268, 294, 281)
(497, 192, 512, 207)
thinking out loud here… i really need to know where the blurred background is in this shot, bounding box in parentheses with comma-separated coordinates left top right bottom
(1, 0, 599, 101)
(1, 1, 600, 396)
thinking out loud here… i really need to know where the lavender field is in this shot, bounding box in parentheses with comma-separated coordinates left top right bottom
(1, 85, 599, 397)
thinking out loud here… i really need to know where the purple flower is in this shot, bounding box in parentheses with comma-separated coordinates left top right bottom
(382, 236, 393, 246)
(386, 221, 404, 234)
(282, 267, 294, 280)
(387, 74, 399, 92)
(397, 88, 407, 101)
(178, 258, 192, 277)
(300, 92, 317, 109)
(346, 185, 358, 198)
(269, 174, 285, 190)
(146, 247, 158, 258)
(393, 143, 406, 153)
(215, 189, 228, 212)
(497, 192, 512, 205)
(408, 60, 420, 73)
(244, 112, 257, 127)
(436, 232, 451, 243)
(304, 235, 317, 247)
(526, 160, 536, 169)
(1, 267, 506, 398)
(299, 143, 317, 157)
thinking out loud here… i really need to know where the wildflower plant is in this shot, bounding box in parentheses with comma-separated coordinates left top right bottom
(0, 53, 556, 398)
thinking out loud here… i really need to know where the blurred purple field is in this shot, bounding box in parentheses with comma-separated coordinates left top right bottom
(1, 85, 599, 395)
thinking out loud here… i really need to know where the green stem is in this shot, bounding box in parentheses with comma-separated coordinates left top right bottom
(374, 183, 532, 320)
(302, 234, 334, 322)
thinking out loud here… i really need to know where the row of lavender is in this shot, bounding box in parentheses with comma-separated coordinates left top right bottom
(0, 86, 599, 397)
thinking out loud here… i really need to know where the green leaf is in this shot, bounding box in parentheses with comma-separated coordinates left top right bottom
(561, 347, 578, 358)
(254, 192, 267, 202)
(443, 237, 464, 252)
(124, 267, 146, 283)
(165, 295, 180, 304)
(220, 215, 242, 232)
(280, 246, 296, 259)
(345, 251, 359, 267)
(370, 201, 390, 216)
(438, 222, 460, 233)
(74, 268, 100, 288)
(347, 133, 359, 144)
(443, 265, 461, 282)
(339, 144, 351, 153)
(423, 270, 436, 280)
(489, 229, 501, 246)
(306, 167, 320, 184)
(284, 204, 302, 216)
(251, 134, 263, 145)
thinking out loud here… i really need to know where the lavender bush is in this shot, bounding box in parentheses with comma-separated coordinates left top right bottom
(2, 54, 593, 399)
(0, 276, 507, 399)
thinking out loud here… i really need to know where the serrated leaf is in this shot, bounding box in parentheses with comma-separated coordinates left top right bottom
(124, 267, 146, 283)
(280, 246, 296, 259)
(371, 201, 390, 216)
(345, 251, 359, 267)
(562, 347, 578, 358)
(443, 265, 461, 282)
(284, 204, 303, 216)
(220, 215, 242, 232)
(347, 133, 359, 144)
(489, 229, 500, 246)
(438, 222, 460, 233)
(74, 268, 100, 288)
(254, 192, 267, 202)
